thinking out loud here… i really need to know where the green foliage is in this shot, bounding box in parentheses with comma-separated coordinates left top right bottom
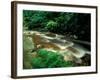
(23, 10, 47, 30)
(31, 49, 74, 68)
(45, 20, 58, 31)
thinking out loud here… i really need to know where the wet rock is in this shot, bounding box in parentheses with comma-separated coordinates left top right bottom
(45, 32, 56, 37)
(32, 32, 74, 51)
(81, 54, 91, 66)
(32, 34, 61, 50)
(23, 35, 34, 52)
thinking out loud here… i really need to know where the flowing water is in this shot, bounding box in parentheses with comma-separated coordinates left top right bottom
(24, 31, 90, 65)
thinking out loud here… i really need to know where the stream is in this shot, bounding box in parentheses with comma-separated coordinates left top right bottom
(24, 30, 91, 66)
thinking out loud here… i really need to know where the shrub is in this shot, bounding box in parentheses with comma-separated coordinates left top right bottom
(31, 49, 74, 68)
(45, 20, 58, 31)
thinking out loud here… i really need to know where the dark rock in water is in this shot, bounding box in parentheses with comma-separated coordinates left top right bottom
(81, 54, 91, 66)
(45, 32, 56, 37)
(74, 54, 91, 66)
(67, 47, 80, 54)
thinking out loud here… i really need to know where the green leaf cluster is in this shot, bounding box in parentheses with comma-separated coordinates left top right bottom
(31, 49, 74, 68)
(46, 20, 58, 31)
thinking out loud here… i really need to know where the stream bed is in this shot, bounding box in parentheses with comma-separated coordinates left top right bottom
(23, 31, 91, 69)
